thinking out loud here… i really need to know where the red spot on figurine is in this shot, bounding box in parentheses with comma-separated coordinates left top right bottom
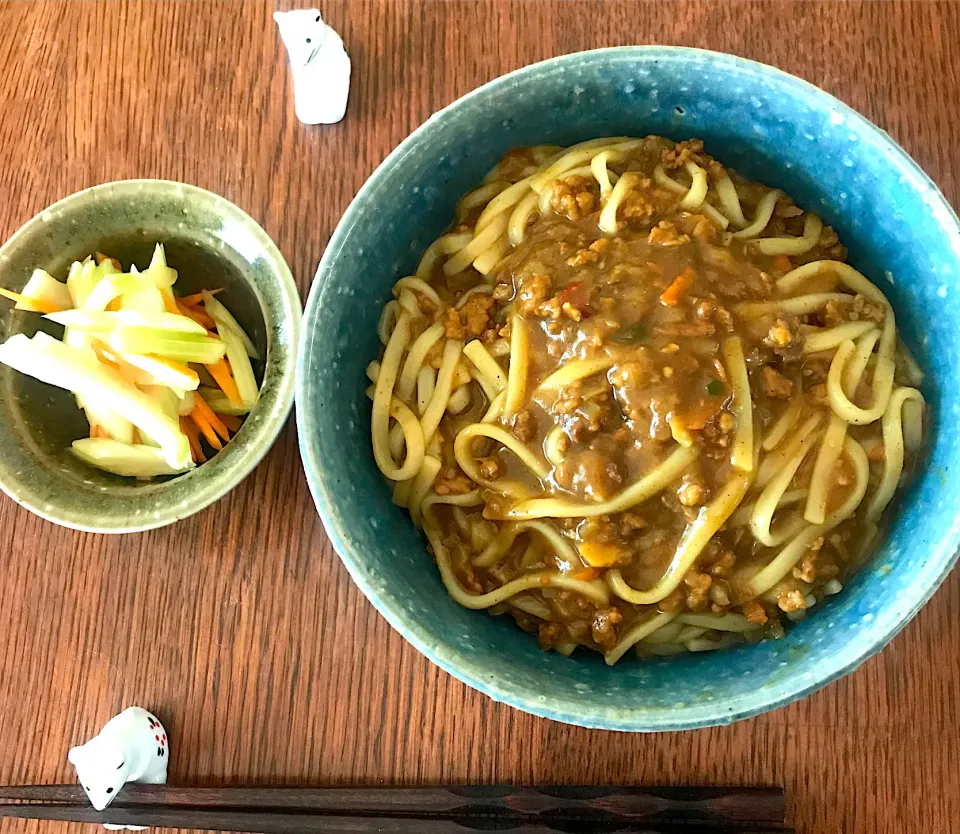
(155, 735, 160, 741)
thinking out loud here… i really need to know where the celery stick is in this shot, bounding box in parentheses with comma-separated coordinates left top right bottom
(110, 328, 226, 364)
(117, 352, 199, 394)
(63, 326, 91, 411)
(83, 399, 135, 445)
(202, 291, 259, 359)
(216, 324, 258, 407)
(71, 439, 183, 478)
(204, 294, 259, 407)
(144, 243, 178, 288)
(82, 274, 143, 312)
(95, 259, 119, 279)
(121, 283, 166, 315)
(198, 386, 251, 416)
(20, 269, 73, 310)
(47, 310, 208, 335)
(88, 343, 155, 386)
(140, 384, 180, 421)
(108, 263, 165, 313)
(136, 385, 179, 450)
(0, 332, 192, 470)
(66, 260, 99, 308)
(63, 326, 88, 349)
(178, 390, 196, 415)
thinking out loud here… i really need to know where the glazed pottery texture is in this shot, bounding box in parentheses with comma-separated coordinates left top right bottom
(298, 48, 960, 730)
(0, 180, 301, 532)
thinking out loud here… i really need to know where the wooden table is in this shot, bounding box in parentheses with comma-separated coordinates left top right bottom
(1, 1, 958, 832)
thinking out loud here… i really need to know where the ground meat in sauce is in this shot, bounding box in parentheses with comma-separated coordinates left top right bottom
(516, 273, 553, 316)
(648, 220, 690, 247)
(661, 138, 726, 182)
(381, 136, 925, 661)
(443, 307, 466, 340)
(762, 366, 795, 399)
(434, 468, 474, 496)
(616, 175, 677, 226)
(591, 607, 623, 648)
(538, 621, 562, 649)
(511, 409, 536, 442)
(461, 293, 495, 335)
(742, 599, 769, 625)
(765, 317, 795, 347)
(777, 589, 807, 613)
(567, 237, 610, 267)
(549, 175, 597, 220)
(496, 147, 538, 182)
(821, 294, 886, 327)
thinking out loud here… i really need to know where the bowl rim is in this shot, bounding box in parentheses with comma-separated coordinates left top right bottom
(0, 178, 301, 534)
(297, 46, 960, 730)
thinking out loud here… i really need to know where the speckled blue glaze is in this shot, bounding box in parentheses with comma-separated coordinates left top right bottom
(297, 48, 960, 731)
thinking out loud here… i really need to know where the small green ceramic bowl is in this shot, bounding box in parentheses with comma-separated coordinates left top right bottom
(0, 180, 301, 533)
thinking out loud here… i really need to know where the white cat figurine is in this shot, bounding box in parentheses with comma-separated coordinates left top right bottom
(274, 9, 351, 125)
(68, 707, 169, 830)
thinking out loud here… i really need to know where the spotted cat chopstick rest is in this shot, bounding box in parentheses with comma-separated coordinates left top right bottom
(274, 8, 351, 124)
(68, 707, 168, 830)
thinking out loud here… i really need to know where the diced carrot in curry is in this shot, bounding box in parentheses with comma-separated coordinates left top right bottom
(659, 267, 696, 306)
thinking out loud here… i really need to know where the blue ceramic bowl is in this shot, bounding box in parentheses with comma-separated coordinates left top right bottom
(298, 47, 960, 730)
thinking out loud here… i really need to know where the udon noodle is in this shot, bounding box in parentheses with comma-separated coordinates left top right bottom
(367, 136, 927, 664)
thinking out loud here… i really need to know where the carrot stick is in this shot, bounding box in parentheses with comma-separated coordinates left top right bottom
(90, 341, 123, 370)
(91, 339, 152, 384)
(94, 252, 122, 270)
(178, 288, 223, 307)
(0, 287, 65, 314)
(772, 255, 793, 273)
(89, 423, 103, 439)
(218, 413, 242, 433)
(161, 289, 180, 315)
(193, 393, 231, 443)
(179, 417, 199, 461)
(659, 267, 695, 307)
(570, 567, 601, 581)
(179, 416, 206, 463)
(190, 409, 222, 451)
(204, 356, 242, 406)
(176, 300, 217, 329)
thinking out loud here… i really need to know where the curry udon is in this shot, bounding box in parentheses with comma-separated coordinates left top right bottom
(367, 136, 926, 664)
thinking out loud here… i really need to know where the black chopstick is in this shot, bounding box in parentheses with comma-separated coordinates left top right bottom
(0, 805, 793, 833)
(0, 784, 792, 832)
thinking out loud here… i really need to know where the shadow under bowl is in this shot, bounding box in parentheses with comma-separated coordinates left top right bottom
(0, 180, 301, 533)
(298, 47, 960, 730)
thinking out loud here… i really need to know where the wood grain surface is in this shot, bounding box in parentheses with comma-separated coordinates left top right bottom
(0, 2, 958, 833)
